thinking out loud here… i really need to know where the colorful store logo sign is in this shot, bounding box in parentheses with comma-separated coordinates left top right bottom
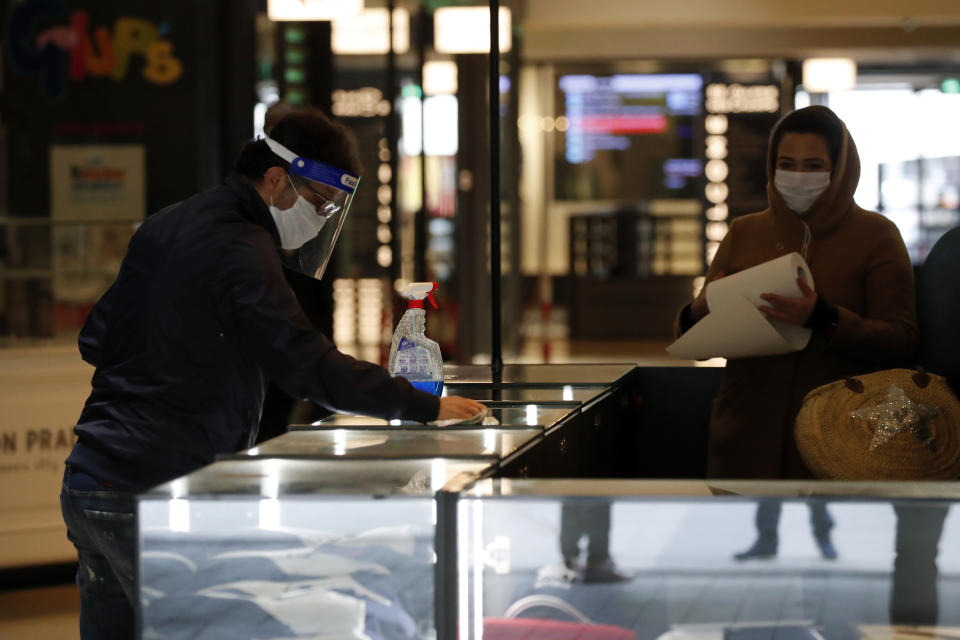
(71, 158, 127, 195)
(5, 0, 184, 99)
(51, 145, 145, 219)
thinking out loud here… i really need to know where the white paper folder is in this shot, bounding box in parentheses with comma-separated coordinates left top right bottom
(667, 252, 815, 360)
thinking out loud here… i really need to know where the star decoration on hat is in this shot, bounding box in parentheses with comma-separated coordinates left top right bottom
(849, 384, 940, 452)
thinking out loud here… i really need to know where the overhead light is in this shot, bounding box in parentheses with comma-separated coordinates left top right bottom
(424, 60, 458, 95)
(268, 0, 363, 21)
(802, 58, 857, 93)
(332, 8, 409, 55)
(434, 7, 511, 54)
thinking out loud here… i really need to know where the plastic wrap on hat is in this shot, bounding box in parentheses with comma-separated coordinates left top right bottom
(849, 384, 940, 451)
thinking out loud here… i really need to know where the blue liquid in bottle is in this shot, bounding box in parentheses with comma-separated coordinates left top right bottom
(411, 380, 444, 396)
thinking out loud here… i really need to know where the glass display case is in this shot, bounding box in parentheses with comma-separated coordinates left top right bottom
(450, 479, 960, 640)
(298, 402, 581, 430)
(443, 384, 608, 403)
(442, 363, 637, 386)
(136, 343, 959, 640)
(230, 427, 542, 461)
(138, 458, 492, 640)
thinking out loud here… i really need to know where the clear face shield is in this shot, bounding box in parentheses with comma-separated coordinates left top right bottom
(264, 136, 360, 280)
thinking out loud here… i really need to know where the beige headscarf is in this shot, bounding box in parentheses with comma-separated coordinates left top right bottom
(766, 105, 863, 238)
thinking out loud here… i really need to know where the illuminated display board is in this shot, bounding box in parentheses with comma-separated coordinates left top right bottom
(555, 73, 703, 201)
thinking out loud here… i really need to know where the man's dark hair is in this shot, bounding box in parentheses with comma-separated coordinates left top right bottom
(769, 105, 845, 171)
(235, 109, 363, 181)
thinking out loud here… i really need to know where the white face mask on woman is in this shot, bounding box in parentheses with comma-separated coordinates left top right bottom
(268, 176, 328, 250)
(774, 169, 831, 214)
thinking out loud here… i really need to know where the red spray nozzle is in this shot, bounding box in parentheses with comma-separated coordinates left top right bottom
(404, 282, 439, 309)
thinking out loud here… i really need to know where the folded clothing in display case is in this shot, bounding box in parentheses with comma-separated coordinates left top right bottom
(139, 458, 492, 640)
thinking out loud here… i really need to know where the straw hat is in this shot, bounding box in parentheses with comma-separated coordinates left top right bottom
(795, 368, 960, 480)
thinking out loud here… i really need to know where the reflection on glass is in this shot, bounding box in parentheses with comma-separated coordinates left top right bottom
(140, 458, 492, 640)
(456, 485, 959, 639)
(258, 498, 280, 530)
(170, 478, 187, 499)
(442, 364, 635, 385)
(333, 429, 347, 456)
(260, 460, 280, 499)
(525, 405, 537, 426)
(733, 499, 836, 561)
(482, 429, 497, 454)
(430, 459, 447, 493)
(303, 405, 576, 428)
(443, 385, 604, 403)
(168, 499, 189, 533)
(243, 428, 541, 459)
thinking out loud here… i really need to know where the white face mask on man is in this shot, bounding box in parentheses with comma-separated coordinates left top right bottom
(774, 170, 831, 214)
(268, 176, 328, 250)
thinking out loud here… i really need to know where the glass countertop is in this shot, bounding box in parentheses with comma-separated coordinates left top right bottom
(232, 428, 541, 460)
(443, 384, 606, 403)
(460, 478, 960, 500)
(142, 458, 495, 499)
(442, 363, 636, 386)
(298, 403, 579, 429)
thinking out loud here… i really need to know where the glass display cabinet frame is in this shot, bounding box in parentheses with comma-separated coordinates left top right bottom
(137, 457, 496, 640)
(441, 478, 960, 640)
(133, 362, 681, 639)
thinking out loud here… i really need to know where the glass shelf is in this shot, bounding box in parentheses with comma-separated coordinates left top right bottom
(443, 384, 606, 403)
(231, 427, 542, 460)
(298, 402, 579, 430)
(441, 363, 636, 386)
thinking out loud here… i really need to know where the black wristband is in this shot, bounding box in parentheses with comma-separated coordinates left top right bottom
(679, 303, 696, 333)
(803, 295, 840, 332)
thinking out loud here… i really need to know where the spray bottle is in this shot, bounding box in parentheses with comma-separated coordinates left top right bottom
(387, 282, 444, 396)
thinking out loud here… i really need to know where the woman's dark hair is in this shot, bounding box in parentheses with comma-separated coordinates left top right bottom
(235, 109, 363, 181)
(769, 105, 845, 169)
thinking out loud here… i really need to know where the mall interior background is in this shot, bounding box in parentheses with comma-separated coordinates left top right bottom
(4, 0, 959, 365)
(1, 0, 960, 636)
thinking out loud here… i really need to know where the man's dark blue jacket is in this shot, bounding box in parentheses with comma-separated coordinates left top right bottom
(66, 175, 439, 491)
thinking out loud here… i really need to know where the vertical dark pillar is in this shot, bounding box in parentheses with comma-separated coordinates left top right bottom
(196, 2, 222, 188)
(455, 55, 491, 362)
(307, 21, 333, 114)
(414, 7, 429, 283)
(217, 0, 259, 179)
(386, 0, 400, 281)
(434, 489, 459, 640)
(782, 60, 802, 114)
(503, 24, 522, 358)
(488, 0, 503, 372)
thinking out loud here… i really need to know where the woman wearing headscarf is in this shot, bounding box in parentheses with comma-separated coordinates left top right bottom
(675, 105, 917, 557)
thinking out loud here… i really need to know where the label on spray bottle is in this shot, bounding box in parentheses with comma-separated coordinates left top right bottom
(395, 337, 444, 395)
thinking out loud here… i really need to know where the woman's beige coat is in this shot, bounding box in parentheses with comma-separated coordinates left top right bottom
(677, 110, 917, 479)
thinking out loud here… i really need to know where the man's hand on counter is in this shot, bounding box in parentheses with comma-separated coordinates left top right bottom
(437, 396, 487, 421)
